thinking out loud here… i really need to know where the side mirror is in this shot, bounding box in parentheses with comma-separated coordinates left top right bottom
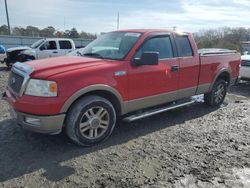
(40, 46, 45, 51)
(133, 52, 159, 66)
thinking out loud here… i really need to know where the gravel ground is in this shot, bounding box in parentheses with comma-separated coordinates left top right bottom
(0, 63, 250, 188)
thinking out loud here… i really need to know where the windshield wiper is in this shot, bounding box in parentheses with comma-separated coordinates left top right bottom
(83, 53, 104, 59)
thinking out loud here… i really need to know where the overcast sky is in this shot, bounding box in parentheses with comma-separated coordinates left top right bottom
(1, 0, 250, 34)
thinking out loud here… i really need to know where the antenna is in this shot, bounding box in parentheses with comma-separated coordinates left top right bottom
(117, 12, 119, 30)
(64, 16, 66, 31)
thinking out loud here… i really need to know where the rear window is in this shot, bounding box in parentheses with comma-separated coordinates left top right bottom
(59, 40, 72, 49)
(241, 60, 250, 66)
(175, 36, 193, 57)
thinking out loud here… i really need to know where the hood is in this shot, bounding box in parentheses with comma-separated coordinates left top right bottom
(25, 56, 109, 79)
(7, 46, 31, 53)
(22, 49, 36, 55)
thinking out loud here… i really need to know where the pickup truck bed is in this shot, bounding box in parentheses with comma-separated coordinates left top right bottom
(197, 49, 240, 95)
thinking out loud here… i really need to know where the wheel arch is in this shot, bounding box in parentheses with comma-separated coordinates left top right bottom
(209, 69, 231, 91)
(60, 85, 125, 116)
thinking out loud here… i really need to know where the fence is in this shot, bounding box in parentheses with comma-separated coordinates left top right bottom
(0, 35, 93, 49)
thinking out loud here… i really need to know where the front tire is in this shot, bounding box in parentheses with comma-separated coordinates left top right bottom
(204, 80, 227, 107)
(65, 95, 116, 146)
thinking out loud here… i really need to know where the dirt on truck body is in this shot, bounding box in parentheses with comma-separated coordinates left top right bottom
(0, 64, 250, 187)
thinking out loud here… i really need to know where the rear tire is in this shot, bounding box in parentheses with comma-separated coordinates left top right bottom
(65, 95, 116, 146)
(204, 80, 227, 107)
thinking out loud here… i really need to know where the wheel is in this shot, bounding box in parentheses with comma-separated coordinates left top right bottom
(65, 95, 116, 146)
(6, 62, 12, 68)
(204, 80, 227, 107)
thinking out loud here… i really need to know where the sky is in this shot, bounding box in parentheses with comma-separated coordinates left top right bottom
(1, 0, 250, 34)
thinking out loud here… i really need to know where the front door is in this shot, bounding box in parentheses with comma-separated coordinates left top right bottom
(127, 35, 180, 111)
(38, 40, 59, 59)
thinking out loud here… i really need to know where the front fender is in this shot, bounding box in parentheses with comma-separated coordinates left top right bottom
(60, 84, 126, 114)
(22, 50, 37, 59)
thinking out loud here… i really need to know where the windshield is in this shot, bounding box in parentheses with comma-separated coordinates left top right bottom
(31, 39, 45, 49)
(68, 32, 141, 60)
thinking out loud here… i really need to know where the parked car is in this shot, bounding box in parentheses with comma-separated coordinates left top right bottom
(0, 45, 6, 63)
(3, 38, 75, 67)
(240, 55, 250, 81)
(2, 29, 241, 146)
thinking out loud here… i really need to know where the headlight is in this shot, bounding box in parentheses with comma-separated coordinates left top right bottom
(25, 79, 58, 97)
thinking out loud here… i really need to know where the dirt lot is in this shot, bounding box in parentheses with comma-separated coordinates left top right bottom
(0, 64, 250, 188)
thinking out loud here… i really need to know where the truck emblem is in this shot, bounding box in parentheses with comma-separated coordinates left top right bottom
(114, 71, 127, 77)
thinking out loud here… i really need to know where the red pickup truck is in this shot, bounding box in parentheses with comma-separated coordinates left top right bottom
(3, 29, 240, 146)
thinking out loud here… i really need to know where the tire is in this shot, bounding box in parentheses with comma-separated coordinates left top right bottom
(6, 62, 12, 68)
(204, 80, 227, 107)
(65, 95, 116, 146)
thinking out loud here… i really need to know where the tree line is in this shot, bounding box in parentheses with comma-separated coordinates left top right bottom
(1, 25, 250, 52)
(0, 25, 97, 39)
(194, 27, 250, 52)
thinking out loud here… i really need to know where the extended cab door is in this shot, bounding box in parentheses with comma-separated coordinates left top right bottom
(58, 40, 74, 55)
(37, 40, 59, 59)
(127, 35, 180, 111)
(174, 34, 200, 95)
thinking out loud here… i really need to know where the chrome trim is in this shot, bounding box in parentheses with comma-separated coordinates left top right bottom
(9, 62, 33, 96)
(114, 71, 127, 77)
(200, 52, 239, 57)
(123, 100, 195, 122)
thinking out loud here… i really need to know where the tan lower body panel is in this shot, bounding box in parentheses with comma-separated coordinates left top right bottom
(122, 84, 211, 114)
(196, 83, 211, 95)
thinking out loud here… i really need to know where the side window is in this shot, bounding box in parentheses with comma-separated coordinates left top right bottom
(59, 40, 72, 49)
(41, 41, 57, 50)
(135, 36, 174, 59)
(175, 36, 193, 57)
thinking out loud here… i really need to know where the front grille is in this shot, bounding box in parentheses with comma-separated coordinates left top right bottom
(241, 60, 250, 67)
(8, 71, 24, 94)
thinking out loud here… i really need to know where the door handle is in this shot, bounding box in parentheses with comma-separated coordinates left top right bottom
(171, 65, 179, 72)
(53, 51, 58, 54)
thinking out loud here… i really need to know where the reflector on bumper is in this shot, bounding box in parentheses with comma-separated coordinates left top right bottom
(24, 117, 41, 126)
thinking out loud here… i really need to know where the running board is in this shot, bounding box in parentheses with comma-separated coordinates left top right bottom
(123, 100, 196, 122)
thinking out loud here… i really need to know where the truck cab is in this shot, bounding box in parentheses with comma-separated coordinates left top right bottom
(22, 38, 75, 60)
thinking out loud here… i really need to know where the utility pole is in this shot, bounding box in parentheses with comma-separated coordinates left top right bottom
(117, 12, 119, 30)
(4, 0, 11, 35)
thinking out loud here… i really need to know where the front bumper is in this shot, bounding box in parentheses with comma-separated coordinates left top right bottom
(2, 92, 65, 134)
(16, 112, 65, 134)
